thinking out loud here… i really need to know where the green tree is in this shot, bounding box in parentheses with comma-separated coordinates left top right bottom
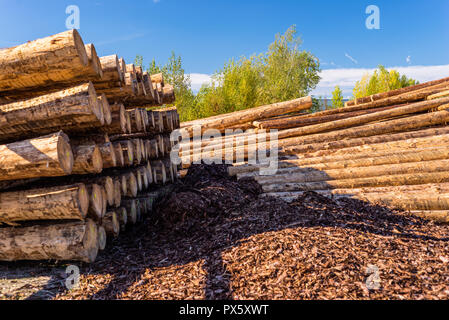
(331, 85, 344, 109)
(136, 25, 321, 122)
(192, 25, 321, 119)
(353, 65, 418, 99)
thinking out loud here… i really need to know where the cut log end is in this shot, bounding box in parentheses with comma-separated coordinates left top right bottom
(73, 29, 89, 67)
(82, 219, 99, 263)
(78, 183, 89, 218)
(57, 133, 74, 175)
(97, 226, 107, 251)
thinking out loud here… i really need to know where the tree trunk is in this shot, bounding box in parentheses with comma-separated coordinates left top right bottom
(117, 207, 127, 231)
(0, 83, 101, 141)
(261, 171, 449, 193)
(254, 159, 449, 185)
(253, 105, 400, 130)
(121, 199, 137, 225)
(113, 142, 125, 167)
(151, 160, 167, 184)
(101, 211, 120, 238)
(0, 183, 88, 222)
(72, 143, 103, 174)
(0, 30, 97, 96)
(97, 226, 107, 250)
(232, 145, 449, 178)
(0, 132, 73, 181)
(98, 142, 117, 169)
(181, 96, 313, 134)
(0, 219, 99, 263)
(86, 184, 104, 221)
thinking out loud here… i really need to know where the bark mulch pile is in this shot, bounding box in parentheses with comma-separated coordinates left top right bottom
(3, 164, 448, 300)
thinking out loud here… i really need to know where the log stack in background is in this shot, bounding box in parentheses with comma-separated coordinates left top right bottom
(178, 77, 449, 223)
(0, 30, 179, 263)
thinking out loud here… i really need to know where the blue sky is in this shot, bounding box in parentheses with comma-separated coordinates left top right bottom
(1, 0, 448, 97)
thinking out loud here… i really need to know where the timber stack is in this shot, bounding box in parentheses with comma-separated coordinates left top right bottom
(177, 76, 449, 223)
(0, 30, 179, 263)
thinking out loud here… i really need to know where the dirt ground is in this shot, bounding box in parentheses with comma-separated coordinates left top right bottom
(1, 164, 448, 300)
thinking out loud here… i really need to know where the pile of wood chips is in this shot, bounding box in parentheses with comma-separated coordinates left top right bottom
(2, 164, 444, 300)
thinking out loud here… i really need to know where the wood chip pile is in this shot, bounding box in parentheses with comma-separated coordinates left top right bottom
(178, 77, 449, 223)
(0, 29, 179, 263)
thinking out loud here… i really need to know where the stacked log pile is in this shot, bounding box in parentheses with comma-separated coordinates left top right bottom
(178, 77, 449, 222)
(0, 30, 179, 263)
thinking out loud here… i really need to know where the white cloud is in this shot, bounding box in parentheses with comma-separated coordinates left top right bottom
(311, 64, 449, 98)
(188, 73, 213, 91)
(406, 55, 411, 64)
(345, 53, 358, 64)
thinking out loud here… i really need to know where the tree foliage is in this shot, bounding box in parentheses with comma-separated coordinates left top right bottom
(138, 25, 321, 122)
(353, 65, 418, 99)
(331, 85, 344, 109)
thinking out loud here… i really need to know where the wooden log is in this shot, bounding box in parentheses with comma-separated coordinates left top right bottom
(113, 179, 122, 208)
(254, 159, 449, 185)
(86, 184, 104, 221)
(0, 30, 94, 95)
(263, 187, 449, 213)
(98, 94, 112, 125)
(117, 207, 127, 231)
(103, 103, 127, 136)
(284, 127, 449, 158)
(0, 83, 101, 140)
(253, 104, 398, 130)
(0, 183, 88, 222)
(345, 77, 449, 106)
(26, 220, 92, 257)
(117, 175, 127, 196)
(146, 162, 153, 184)
(100, 187, 107, 217)
(121, 199, 137, 225)
(152, 160, 167, 184)
(98, 142, 117, 169)
(132, 138, 143, 165)
(95, 55, 122, 87)
(119, 58, 127, 81)
(116, 140, 134, 166)
(94, 176, 115, 207)
(162, 84, 175, 104)
(0, 219, 99, 262)
(84, 44, 103, 79)
(112, 142, 125, 167)
(339, 82, 449, 110)
(407, 211, 449, 223)
(97, 226, 107, 251)
(276, 97, 449, 140)
(101, 211, 120, 238)
(142, 72, 156, 101)
(135, 169, 143, 192)
(0, 132, 73, 181)
(124, 172, 138, 198)
(151, 73, 164, 86)
(182, 97, 449, 158)
(261, 171, 449, 193)
(127, 109, 143, 133)
(181, 96, 313, 134)
(232, 146, 449, 178)
(72, 143, 103, 174)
